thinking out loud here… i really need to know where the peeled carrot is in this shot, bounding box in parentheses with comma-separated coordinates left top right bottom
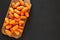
(14, 2, 20, 8)
(17, 6, 24, 10)
(19, 29, 23, 33)
(14, 9, 20, 14)
(10, 20, 15, 25)
(20, 12, 24, 16)
(5, 30, 12, 36)
(8, 15, 14, 19)
(14, 18, 20, 22)
(25, 3, 30, 9)
(17, 28, 23, 33)
(8, 11, 14, 19)
(21, 7, 29, 13)
(17, 28, 21, 32)
(19, 20, 25, 26)
(19, 0, 24, 6)
(15, 21, 19, 24)
(14, 13, 20, 18)
(14, 31, 20, 36)
(11, 2, 15, 8)
(9, 7, 14, 13)
(5, 25, 11, 29)
(25, 12, 29, 17)
(3, 23, 8, 27)
(10, 28, 14, 33)
(19, 20, 24, 24)
(20, 16, 27, 19)
(5, 18, 9, 24)
(12, 25, 18, 30)
(18, 26, 23, 30)
(8, 11, 13, 16)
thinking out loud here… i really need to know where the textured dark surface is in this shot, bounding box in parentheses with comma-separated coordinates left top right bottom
(0, 0, 60, 40)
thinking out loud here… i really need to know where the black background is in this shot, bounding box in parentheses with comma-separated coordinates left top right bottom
(0, 0, 60, 40)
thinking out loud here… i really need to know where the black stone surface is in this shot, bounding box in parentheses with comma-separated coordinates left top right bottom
(0, 0, 60, 40)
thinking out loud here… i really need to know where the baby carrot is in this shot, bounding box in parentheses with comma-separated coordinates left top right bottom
(14, 18, 20, 22)
(5, 18, 9, 23)
(25, 3, 30, 9)
(20, 12, 24, 16)
(10, 20, 15, 25)
(17, 6, 24, 10)
(12, 25, 18, 30)
(3, 23, 8, 27)
(18, 26, 23, 30)
(14, 2, 20, 8)
(9, 15, 14, 19)
(9, 7, 14, 13)
(8, 11, 14, 19)
(14, 13, 20, 18)
(21, 7, 29, 13)
(19, 20, 24, 24)
(8, 11, 13, 16)
(19, 0, 24, 6)
(14, 31, 20, 36)
(20, 16, 27, 19)
(15, 21, 19, 25)
(17, 28, 21, 32)
(25, 12, 29, 17)
(5, 25, 11, 29)
(5, 30, 12, 36)
(20, 29, 23, 33)
(10, 28, 14, 33)
(17, 28, 23, 33)
(14, 9, 20, 14)
(19, 20, 25, 26)
(11, 2, 15, 8)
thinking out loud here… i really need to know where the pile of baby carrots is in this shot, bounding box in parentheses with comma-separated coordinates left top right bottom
(3, 0, 30, 37)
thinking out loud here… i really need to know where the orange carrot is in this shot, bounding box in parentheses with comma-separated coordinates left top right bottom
(5, 30, 12, 36)
(5, 25, 12, 29)
(20, 16, 27, 19)
(17, 6, 24, 10)
(14, 2, 20, 8)
(14, 9, 20, 14)
(12, 25, 18, 30)
(9, 7, 14, 13)
(11, 2, 15, 8)
(19, 0, 24, 6)
(14, 31, 20, 36)
(25, 12, 29, 17)
(14, 13, 20, 18)
(10, 20, 15, 25)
